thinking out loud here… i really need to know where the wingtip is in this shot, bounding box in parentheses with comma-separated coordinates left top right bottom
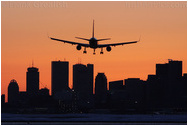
(138, 35, 141, 42)
(47, 33, 51, 39)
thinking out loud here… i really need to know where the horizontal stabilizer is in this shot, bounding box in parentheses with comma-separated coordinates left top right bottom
(97, 38, 111, 41)
(75, 37, 90, 41)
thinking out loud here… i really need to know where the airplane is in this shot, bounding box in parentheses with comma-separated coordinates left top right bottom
(49, 20, 140, 54)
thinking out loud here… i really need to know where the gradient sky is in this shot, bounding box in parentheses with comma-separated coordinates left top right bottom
(1, 1, 187, 101)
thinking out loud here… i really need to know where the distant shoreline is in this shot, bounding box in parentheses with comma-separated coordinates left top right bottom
(2, 113, 187, 125)
(2, 121, 187, 125)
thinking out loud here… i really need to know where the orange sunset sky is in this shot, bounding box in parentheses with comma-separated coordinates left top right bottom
(1, 1, 187, 101)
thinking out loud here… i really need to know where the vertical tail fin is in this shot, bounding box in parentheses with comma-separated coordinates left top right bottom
(92, 20, 94, 38)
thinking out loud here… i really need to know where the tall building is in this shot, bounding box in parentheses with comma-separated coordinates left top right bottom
(26, 66, 39, 96)
(168, 60, 183, 107)
(156, 60, 182, 81)
(156, 63, 169, 80)
(8, 79, 19, 104)
(52, 61, 69, 96)
(154, 60, 184, 108)
(87, 64, 94, 96)
(95, 73, 107, 107)
(168, 60, 182, 80)
(73, 64, 94, 108)
(156, 60, 183, 107)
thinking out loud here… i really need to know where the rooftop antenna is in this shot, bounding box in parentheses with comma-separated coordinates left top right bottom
(168, 59, 173, 62)
(32, 60, 34, 67)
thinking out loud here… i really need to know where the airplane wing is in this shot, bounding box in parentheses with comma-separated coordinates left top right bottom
(50, 37, 90, 47)
(98, 40, 139, 48)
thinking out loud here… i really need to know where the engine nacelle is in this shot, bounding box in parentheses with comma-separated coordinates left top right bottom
(106, 46, 111, 52)
(76, 45, 81, 50)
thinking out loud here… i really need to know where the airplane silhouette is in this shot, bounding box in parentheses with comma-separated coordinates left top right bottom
(49, 20, 140, 54)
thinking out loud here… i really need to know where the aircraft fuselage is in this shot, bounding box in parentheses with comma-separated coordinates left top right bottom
(89, 37, 98, 49)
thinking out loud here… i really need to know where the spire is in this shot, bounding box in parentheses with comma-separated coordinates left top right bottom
(92, 19, 94, 38)
(32, 60, 34, 67)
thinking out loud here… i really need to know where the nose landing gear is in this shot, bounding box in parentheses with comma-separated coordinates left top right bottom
(93, 49, 96, 55)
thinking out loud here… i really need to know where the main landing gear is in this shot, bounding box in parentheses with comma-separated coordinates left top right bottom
(100, 48, 104, 54)
(83, 47, 87, 54)
(83, 48, 104, 54)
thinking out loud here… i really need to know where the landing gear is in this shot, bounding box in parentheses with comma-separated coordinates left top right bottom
(83, 47, 87, 54)
(93, 49, 96, 55)
(100, 48, 104, 54)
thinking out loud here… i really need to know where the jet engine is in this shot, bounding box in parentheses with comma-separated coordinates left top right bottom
(106, 46, 111, 52)
(76, 45, 81, 50)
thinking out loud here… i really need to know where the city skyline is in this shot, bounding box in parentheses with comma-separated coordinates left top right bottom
(2, 59, 186, 102)
(2, 59, 186, 116)
(2, 1, 187, 101)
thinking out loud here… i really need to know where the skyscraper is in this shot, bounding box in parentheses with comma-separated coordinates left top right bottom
(156, 63, 169, 80)
(26, 67, 39, 96)
(87, 64, 94, 96)
(95, 73, 107, 107)
(8, 79, 19, 104)
(167, 60, 182, 107)
(156, 60, 182, 81)
(73, 63, 94, 108)
(156, 62, 170, 106)
(168, 60, 182, 80)
(155, 60, 183, 108)
(52, 61, 69, 96)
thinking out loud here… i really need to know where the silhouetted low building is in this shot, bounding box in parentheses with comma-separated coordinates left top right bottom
(109, 80, 123, 91)
(180, 73, 187, 109)
(124, 78, 146, 110)
(146, 74, 162, 109)
(1, 94, 5, 105)
(108, 80, 126, 111)
(39, 88, 50, 96)
(18, 91, 29, 108)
